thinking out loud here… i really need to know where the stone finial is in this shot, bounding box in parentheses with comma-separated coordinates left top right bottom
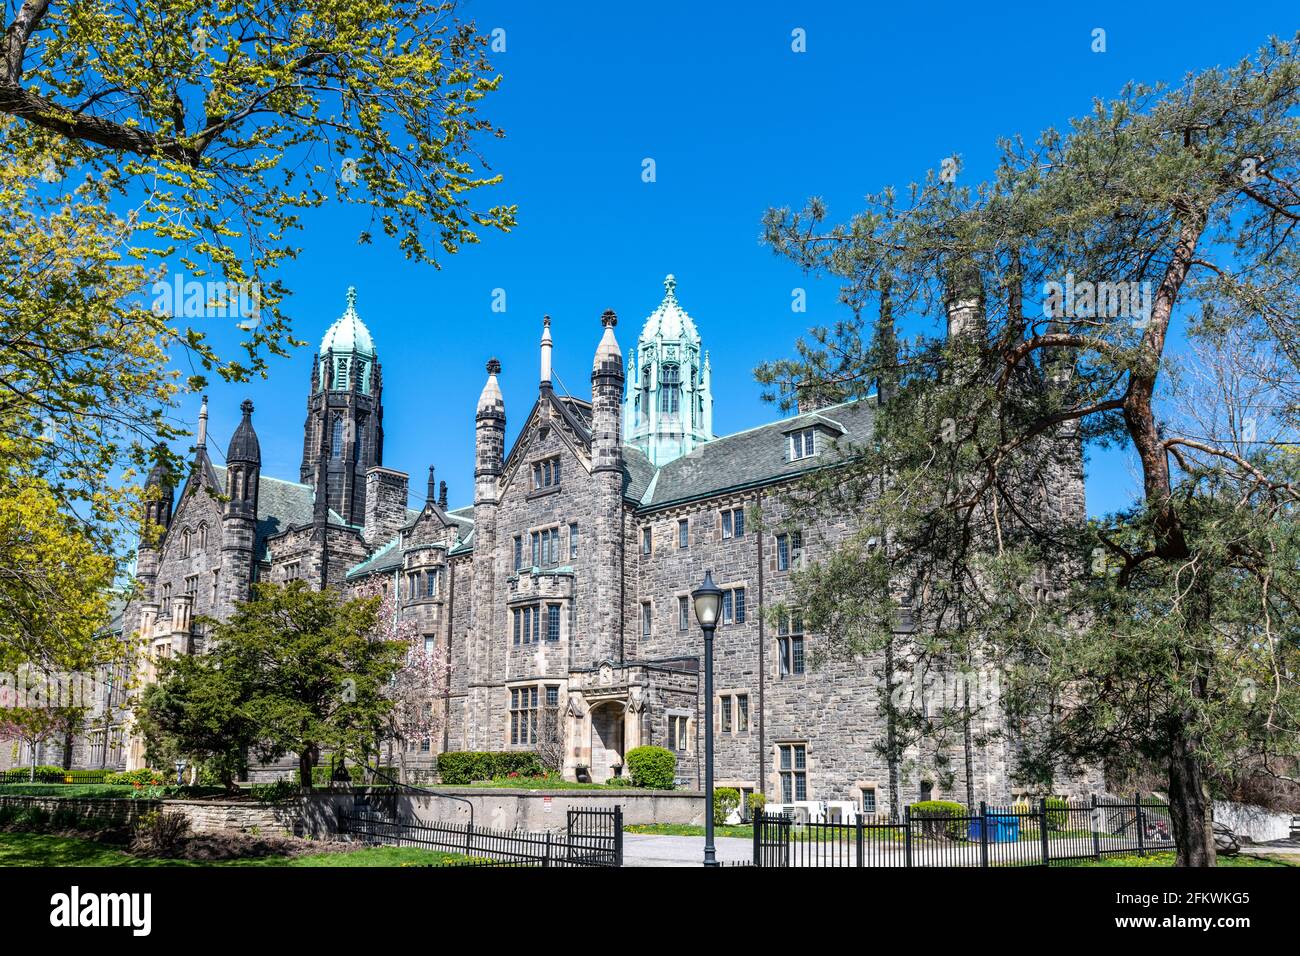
(663, 274, 676, 299)
(601, 309, 617, 329)
(196, 394, 209, 448)
(486, 358, 501, 375)
(240, 399, 254, 417)
(427, 465, 436, 504)
(346, 286, 357, 312)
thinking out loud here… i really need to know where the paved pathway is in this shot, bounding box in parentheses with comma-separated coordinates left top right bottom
(622, 833, 752, 867)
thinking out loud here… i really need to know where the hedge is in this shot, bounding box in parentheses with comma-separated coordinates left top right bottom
(625, 746, 675, 790)
(910, 800, 967, 839)
(714, 787, 740, 825)
(436, 751, 543, 785)
(106, 769, 167, 786)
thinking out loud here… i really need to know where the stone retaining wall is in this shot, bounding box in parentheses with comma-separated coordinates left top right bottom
(0, 795, 159, 827)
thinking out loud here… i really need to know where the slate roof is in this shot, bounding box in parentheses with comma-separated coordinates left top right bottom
(209, 465, 348, 560)
(634, 397, 875, 510)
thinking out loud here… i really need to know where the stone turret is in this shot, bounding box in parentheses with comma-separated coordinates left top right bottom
(300, 287, 384, 526)
(624, 275, 713, 466)
(220, 399, 260, 615)
(591, 311, 625, 665)
(137, 443, 174, 601)
(468, 359, 505, 747)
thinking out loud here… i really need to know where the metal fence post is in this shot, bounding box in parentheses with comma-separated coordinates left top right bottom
(1135, 791, 1145, 858)
(904, 805, 913, 868)
(979, 801, 989, 868)
(855, 812, 864, 867)
(465, 821, 474, 856)
(1038, 798, 1051, 866)
(544, 830, 551, 868)
(753, 809, 762, 866)
(1091, 794, 1101, 860)
(614, 805, 623, 866)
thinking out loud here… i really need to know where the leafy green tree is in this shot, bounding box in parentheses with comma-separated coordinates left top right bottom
(0, 703, 86, 780)
(202, 581, 403, 787)
(0, 0, 514, 553)
(137, 651, 256, 790)
(759, 35, 1300, 865)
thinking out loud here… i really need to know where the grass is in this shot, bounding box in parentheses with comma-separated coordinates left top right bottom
(1059, 851, 1297, 868)
(0, 784, 142, 798)
(0, 831, 468, 867)
(626, 822, 754, 838)
(455, 774, 632, 790)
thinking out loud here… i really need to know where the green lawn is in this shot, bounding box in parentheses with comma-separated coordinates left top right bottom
(1059, 851, 1297, 868)
(0, 784, 142, 798)
(0, 832, 468, 867)
(626, 822, 754, 838)
(456, 774, 630, 790)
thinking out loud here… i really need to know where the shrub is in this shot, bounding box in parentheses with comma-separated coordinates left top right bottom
(910, 800, 967, 840)
(748, 792, 767, 815)
(605, 776, 633, 788)
(51, 807, 81, 830)
(625, 746, 675, 790)
(2, 765, 68, 783)
(14, 806, 51, 831)
(311, 763, 366, 786)
(106, 769, 166, 786)
(714, 787, 740, 825)
(436, 751, 544, 785)
(130, 811, 191, 857)
(1045, 797, 1069, 831)
(251, 780, 300, 803)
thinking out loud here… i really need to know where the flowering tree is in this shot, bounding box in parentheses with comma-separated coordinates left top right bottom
(0, 704, 85, 780)
(352, 576, 444, 783)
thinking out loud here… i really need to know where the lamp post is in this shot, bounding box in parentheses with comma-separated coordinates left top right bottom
(692, 569, 723, 867)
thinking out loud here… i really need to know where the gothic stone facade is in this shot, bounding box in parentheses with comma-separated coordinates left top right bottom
(26, 278, 1091, 814)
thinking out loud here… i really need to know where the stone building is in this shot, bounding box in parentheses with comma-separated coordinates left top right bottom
(24, 276, 1090, 813)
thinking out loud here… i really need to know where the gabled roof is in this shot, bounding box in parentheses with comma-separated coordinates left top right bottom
(208, 465, 343, 560)
(635, 397, 875, 510)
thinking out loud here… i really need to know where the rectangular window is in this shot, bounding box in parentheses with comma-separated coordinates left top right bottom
(779, 744, 808, 802)
(721, 587, 745, 625)
(547, 604, 561, 642)
(512, 609, 521, 645)
(532, 606, 540, 643)
(736, 693, 749, 732)
(861, 787, 877, 816)
(678, 596, 690, 631)
(777, 613, 806, 676)
(776, 530, 803, 570)
(546, 686, 559, 708)
(669, 715, 689, 752)
(641, 602, 652, 639)
(790, 428, 816, 461)
(531, 531, 540, 567)
(641, 526, 652, 554)
(569, 522, 578, 560)
(423, 635, 436, 658)
(678, 518, 689, 549)
(425, 571, 437, 598)
(514, 536, 522, 571)
(721, 507, 744, 539)
(509, 687, 540, 745)
(720, 695, 732, 734)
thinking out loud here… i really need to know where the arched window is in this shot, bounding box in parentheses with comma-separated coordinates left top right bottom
(197, 523, 208, 549)
(659, 363, 680, 415)
(331, 416, 344, 459)
(181, 528, 192, 557)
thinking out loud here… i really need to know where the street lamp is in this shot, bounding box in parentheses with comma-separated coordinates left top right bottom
(692, 569, 723, 867)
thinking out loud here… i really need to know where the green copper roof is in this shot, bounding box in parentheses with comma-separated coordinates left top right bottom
(321, 287, 376, 358)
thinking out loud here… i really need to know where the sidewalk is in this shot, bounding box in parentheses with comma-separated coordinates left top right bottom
(622, 833, 752, 867)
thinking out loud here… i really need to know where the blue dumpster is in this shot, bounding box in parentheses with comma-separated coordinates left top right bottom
(968, 815, 1020, 843)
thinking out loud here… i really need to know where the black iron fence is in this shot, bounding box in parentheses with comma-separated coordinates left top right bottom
(0, 769, 112, 785)
(753, 795, 1173, 867)
(343, 805, 623, 867)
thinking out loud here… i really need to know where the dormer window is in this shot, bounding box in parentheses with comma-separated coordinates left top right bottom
(789, 427, 817, 461)
(531, 456, 561, 490)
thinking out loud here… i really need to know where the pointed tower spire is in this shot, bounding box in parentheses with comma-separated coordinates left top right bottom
(196, 395, 209, 448)
(427, 465, 436, 505)
(540, 316, 553, 388)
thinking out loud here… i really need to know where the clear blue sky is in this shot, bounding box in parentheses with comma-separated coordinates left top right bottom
(179, 1, 1298, 518)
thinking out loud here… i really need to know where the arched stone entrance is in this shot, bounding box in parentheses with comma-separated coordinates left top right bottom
(589, 701, 625, 782)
